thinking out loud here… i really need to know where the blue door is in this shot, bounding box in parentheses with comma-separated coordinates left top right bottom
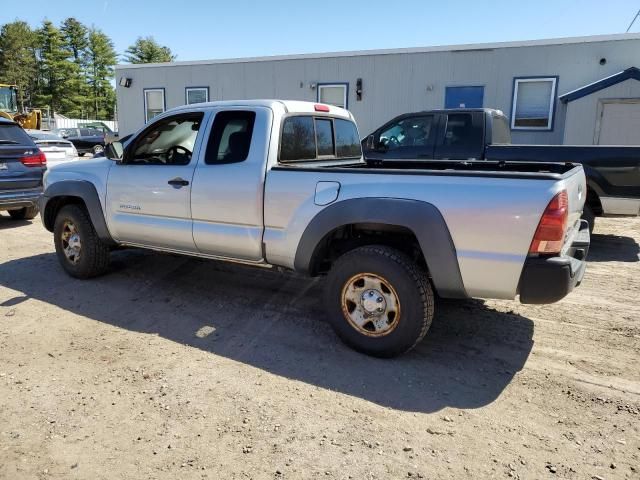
(445, 86, 484, 109)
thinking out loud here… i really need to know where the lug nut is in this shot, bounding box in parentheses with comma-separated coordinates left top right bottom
(377, 297, 383, 302)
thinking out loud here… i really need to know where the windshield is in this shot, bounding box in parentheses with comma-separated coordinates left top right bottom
(26, 130, 63, 141)
(0, 86, 18, 113)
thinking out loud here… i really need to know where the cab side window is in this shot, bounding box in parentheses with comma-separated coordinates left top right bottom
(378, 115, 435, 150)
(128, 114, 203, 166)
(205, 111, 256, 164)
(435, 113, 484, 160)
(443, 113, 482, 147)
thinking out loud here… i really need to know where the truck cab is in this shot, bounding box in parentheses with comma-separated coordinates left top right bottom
(362, 108, 511, 162)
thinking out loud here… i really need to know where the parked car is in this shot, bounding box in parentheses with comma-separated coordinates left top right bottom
(25, 129, 78, 167)
(362, 108, 640, 233)
(0, 117, 46, 220)
(54, 127, 105, 156)
(78, 122, 119, 143)
(39, 100, 590, 357)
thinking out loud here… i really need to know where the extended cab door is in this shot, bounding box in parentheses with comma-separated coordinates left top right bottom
(105, 112, 205, 251)
(433, 111, 485, 160)
(364, 114, 437, 161)
(190, 107, 271, 261)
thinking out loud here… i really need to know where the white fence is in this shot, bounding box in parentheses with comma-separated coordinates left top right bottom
(48, 116, 118, 132)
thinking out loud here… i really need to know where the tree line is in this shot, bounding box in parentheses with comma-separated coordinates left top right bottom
(0, 18, 175, 120)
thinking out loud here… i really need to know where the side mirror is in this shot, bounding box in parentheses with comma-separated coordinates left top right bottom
(105, 141, 124, 162)
(365, 135, 376, 150)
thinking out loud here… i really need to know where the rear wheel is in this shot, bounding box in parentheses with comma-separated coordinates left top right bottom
(324, 245, 434, 357)
(92, 144, 104, 155)
(581, 204, 595, 235)
(53, 204, 111, 278)
(8, 206, 38, 220)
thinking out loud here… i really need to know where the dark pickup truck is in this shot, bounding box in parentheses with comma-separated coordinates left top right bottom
(362, 108, 640, 231)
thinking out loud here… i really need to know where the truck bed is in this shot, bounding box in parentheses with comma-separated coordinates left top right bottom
(265, 159, 586, 300)
(275, 159, 580, 180)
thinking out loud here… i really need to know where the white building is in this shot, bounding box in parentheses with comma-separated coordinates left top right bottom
(115, 33, 640, 145)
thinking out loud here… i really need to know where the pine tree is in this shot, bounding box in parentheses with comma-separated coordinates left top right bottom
(85, 28, 117, 118)
(0, 21, 38, 110)
(124, 36, 175, 64)
(60, 18, 88, 63)
(35, 20, 81, 117)
(61, 17, 90, 117)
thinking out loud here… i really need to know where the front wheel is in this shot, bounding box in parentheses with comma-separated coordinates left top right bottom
(53, 204, 111, 278)
(8, 206, 38, 220)
(324, 245, 434, 357)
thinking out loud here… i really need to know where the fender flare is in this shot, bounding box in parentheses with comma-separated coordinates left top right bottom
(40, 180, 116, 245)
(294, 198, 467, 299)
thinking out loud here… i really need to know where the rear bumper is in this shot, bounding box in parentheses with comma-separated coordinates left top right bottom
(0, 188, 42, 211)
(518, 220, 590, 304)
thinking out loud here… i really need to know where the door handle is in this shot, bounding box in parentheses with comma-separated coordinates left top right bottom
(168, 177, 189, 187)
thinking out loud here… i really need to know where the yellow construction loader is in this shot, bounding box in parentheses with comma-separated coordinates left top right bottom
(0, 84, 42, 130)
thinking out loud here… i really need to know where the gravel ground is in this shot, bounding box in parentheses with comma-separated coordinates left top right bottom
(0, 215, 638, 480)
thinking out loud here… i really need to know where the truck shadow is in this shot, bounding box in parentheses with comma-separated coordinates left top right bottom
(0, 214, 34, 230)
(0, 250, 534, 413)
(589, 233, 640, 262)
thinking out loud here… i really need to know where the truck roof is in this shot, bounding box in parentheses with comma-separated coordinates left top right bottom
(165, 99, 354, 120)
(394, 107, 507, 117)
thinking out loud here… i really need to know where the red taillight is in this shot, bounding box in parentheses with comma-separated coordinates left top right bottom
(314, 104, 330, 112)
(529, 190, 568, 255)
(21, 150, 47, 167)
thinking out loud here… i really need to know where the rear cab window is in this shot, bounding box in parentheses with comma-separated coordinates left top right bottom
(279, 115, 361, 163)
(0, 123, 36, 146)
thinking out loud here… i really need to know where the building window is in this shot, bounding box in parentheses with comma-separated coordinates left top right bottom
(317, 83, 348, 109)
(186, 87, 209, 105)
(144, 88, 165, 123)
(511, 77, 558, 130)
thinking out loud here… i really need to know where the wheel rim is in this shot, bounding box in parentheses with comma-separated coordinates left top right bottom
(93, 145, 104, 153)
(61, 220, 82, 264)
(340, 273, 401, 337)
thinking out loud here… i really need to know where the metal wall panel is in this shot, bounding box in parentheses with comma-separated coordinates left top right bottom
(116, 36, 640, 144)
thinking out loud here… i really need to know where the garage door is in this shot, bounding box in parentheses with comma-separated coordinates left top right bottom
(598, 101, 640, 145)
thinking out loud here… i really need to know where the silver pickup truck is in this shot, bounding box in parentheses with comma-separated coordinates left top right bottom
(39, 100, 590, 357)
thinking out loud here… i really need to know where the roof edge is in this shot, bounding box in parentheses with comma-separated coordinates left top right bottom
(115, 33, 640, 71)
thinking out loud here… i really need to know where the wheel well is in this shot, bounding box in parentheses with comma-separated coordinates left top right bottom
(43, 196, 86, 231)
(308, 223, 427, 276)
(586, 186, 603, 216)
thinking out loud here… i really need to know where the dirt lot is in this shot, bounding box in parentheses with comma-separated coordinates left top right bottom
(0, 215, 638, 480)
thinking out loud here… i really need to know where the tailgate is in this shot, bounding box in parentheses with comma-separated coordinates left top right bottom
(0, 122, 43, 192)
(561, 164, 587, 245)
(0, 146, 43, 191)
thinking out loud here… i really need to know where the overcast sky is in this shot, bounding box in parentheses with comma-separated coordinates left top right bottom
(3, 0, 640, 63)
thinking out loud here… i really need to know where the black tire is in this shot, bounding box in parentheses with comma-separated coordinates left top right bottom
(324, 245, 434, 358)
(8, 206, 38, 220)
(53, 204, 111, 278)
(581, 204, 595, 235)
